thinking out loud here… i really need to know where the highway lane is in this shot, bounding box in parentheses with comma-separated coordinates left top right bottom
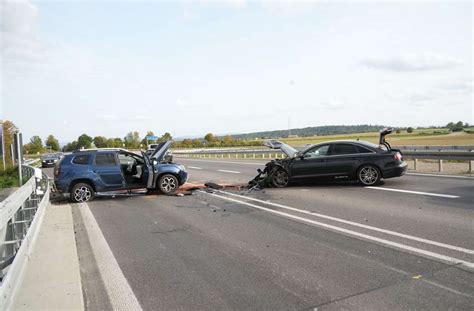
(79, 193, 473, 310)
(43, 159, 474, 309)
(179, 158, 474, 250)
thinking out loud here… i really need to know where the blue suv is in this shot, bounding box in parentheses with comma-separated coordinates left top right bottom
(54, 141, 188, 202)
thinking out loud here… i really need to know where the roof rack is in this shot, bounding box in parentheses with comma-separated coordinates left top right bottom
(72, 148, 129, 153)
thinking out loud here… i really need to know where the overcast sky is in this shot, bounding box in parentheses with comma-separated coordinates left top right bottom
(1, 0, 472, 142)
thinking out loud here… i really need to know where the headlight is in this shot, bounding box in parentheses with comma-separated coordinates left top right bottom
(178, 164, 186, 171)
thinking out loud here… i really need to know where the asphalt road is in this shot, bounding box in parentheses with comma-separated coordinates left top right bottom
(44, 159, 474, 310)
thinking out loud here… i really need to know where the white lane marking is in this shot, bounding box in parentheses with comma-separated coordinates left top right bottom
(204, 192, 474, 269)
(365, 186, 459, 199)
(79, 203, 143, 311)
(217, 170, 241, 174)
(218, 190, 474, 255)
(180, 159, 264, 166)
(188, 166, 203, 170)
(407, 172, 474, 180)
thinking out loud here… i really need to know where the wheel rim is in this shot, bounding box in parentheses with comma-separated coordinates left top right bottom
(359, 167, 378, 185)
(73, 186, 92, 202)
(273, 170, 289, 187)
(161, 176, 177, 193)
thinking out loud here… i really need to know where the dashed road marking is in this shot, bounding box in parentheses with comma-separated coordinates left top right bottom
(181, 159, 264, 166)
(365, 186, 460, 199)
(217, 170, 241, 174)
(188, 166, 203, 170)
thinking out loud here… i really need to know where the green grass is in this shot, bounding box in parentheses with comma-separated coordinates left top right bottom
(0, 166, 19, 190)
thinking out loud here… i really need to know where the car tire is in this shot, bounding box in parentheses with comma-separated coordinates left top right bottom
(272, 169, 290, 188)
(158, 174, 179, 194)
(70, 182, 95, 203)
(357, 165, 381, 186)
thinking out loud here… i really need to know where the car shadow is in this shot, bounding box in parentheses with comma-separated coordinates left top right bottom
(289, 180, 386, 188)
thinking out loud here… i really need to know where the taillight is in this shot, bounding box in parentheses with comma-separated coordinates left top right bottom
(394, 152, 402, 161)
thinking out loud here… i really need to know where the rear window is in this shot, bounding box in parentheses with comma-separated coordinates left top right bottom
(356, 145, 374, 154)
(331, 144, 358, 155)
(72, 155, 90, 165)
(95, 153, 117, 166)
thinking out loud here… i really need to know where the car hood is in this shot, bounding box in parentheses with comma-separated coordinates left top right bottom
(148, 141, 172, 162)
(264, 139, 298, 158)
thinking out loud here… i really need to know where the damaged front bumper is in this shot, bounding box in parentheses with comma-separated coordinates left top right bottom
(248, 159, 289, 189)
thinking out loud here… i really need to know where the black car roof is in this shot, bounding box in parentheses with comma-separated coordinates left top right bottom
(303, 140, 380, 152)
(71, 148, 128, 154)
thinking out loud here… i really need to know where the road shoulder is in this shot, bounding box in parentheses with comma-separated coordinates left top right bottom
(13, 204, 84, 310)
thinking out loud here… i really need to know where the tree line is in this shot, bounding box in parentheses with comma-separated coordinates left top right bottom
(62, 131, 173, 152)
(2, 119, 470, 158)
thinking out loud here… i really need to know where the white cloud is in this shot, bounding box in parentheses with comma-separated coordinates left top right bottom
(437, 79, 473, 94)
(320, 99, 346, 110)
(0, 0, 47, 63)
(361, 53, 463, 72)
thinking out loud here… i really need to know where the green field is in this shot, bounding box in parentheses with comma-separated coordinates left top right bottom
(279, 129, 474, 147)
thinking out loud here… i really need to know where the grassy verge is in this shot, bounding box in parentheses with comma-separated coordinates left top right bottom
(0, 166, 20, 189)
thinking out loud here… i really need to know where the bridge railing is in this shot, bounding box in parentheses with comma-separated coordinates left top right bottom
(0, 162, 50, 309)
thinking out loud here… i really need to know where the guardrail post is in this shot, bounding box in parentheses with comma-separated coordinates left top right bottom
(253, 153, 255, 159)
(244, 154, 247, 159)
(414, 158, 418, 170)
(438, 159, 443, 172)
(469, 150, 474, 173)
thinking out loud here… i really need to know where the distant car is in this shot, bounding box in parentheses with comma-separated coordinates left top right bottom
(145, 143, 159, 157)
(250, 128, 407, 187)
(41, 153, 62, 168)
(54, 141, 188, 202)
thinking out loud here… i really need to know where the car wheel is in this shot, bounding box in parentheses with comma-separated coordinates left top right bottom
(358, 165, 381, 186)
(158, 174, 179, 194)
(71, 182, 95, 203)
(272, 169, 289, 188)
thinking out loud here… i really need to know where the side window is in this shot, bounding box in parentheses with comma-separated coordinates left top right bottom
(72, 155, 90, 165)
(356, 145, 374, 154)
(304, 145, 330, 158)
(331, 144, 358, 155)
(95, 153, 117, 166)
(118, 153, 131, 165)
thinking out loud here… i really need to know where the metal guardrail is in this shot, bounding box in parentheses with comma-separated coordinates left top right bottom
(172, 146, 474, 173)
(173, 145, 474, 154)
(0, 164, 50, 310)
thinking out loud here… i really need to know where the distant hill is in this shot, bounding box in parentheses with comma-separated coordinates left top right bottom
(231, 125, 388, 140)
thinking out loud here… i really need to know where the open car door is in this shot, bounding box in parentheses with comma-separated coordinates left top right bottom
(141, 150, 155, 188)
(142, 141, 172, 189)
